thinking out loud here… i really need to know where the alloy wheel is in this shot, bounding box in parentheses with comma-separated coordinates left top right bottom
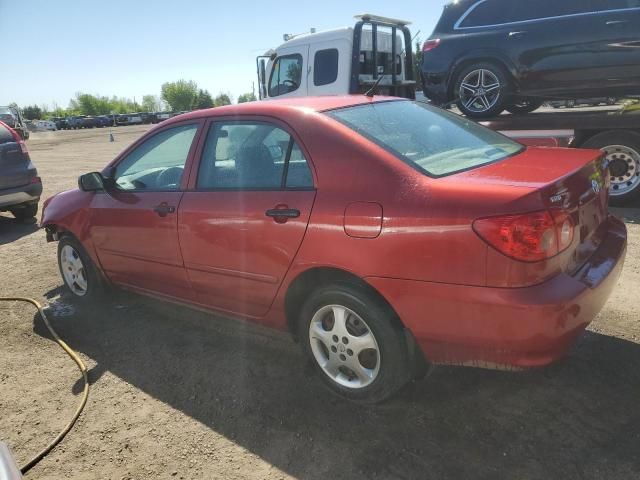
(308, 304, 381, 389)
(60, 245, 88, 296)
(603, 145, 640, 197)
(459, 69, 502, 114)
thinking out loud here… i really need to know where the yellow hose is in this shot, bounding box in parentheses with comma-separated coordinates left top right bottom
(0, 297, 89, 475)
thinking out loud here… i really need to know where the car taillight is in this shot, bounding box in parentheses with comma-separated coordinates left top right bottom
(473, 210, 574, 262)
(422, 38, 441, 52)
(0, 120, 28, 154)
(30, 176, 41, 184)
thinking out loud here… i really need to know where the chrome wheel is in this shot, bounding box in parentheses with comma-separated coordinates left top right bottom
(308, 304, 381, 389)
(603, 145, 640, 197)
(60, 245, 88, 296)
(459, 69, 502, 114)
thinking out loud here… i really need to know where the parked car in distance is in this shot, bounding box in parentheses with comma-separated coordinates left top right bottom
(33, 120, 57, 131)
(66, 116, 83, 129)
(51, 117, 69, 130)
(0, 121, 42, 220)
(94, 116, 112, 128)
(126, 113, 143, 125)
(548, 97, 618, 109)
(42, 96, 626, 403)
(421, 0, 640, 118)
(155, 112, 171, 123)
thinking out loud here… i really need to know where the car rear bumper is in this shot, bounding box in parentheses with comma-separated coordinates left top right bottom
(366, 215, 627, 369)
(0, 182, 42, 208)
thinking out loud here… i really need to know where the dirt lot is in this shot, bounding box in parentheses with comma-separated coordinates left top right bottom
(1, 126, 640, 479)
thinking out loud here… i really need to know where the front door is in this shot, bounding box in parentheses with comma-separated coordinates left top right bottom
(89, 122, 201, 299)
(178, 119, 316, 318)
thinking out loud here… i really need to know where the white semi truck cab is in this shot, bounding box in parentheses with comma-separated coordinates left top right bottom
(256, 14, 416, 101)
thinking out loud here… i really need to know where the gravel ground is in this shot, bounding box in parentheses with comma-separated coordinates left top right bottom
(1, 126, 639, 479)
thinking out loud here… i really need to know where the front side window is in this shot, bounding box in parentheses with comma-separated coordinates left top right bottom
(326, 101, 523, 177)
(460, 0, 592, 27)
(197, 121, 313, 189)
(114, 124, 198, 191)
(314, 49, 339, 86)
(268, 54, 303, 97)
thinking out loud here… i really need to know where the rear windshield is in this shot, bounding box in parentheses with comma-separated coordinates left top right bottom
(326, 101, 523, 177)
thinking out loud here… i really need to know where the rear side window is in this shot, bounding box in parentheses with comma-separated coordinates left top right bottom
(326, 101, 523, 177)
(314, 49, 339, 86)
(459, 0, 513, 27)
(460, 0, 592, 27)
(197, 121, 313, 189)
(269, 54, 303, 97)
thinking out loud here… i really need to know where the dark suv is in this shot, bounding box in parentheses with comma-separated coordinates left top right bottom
(421, 0, 640, 118)
(0, 121, 42, 220)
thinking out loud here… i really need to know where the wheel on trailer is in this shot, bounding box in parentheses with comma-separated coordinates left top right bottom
(454, 62, 510, 118)
(506, 98, 544, 115)
(298, 283, 411, 403)
(582, 131, 640, 206)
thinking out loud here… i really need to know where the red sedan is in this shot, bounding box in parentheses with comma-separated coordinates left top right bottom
(42, 96, 627, 402)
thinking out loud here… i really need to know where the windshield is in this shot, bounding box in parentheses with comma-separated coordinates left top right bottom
(326, 100, 524, 177)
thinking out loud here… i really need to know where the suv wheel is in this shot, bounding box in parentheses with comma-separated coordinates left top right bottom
(10, 203, 38, 221)
(506, 99, 544, 115)
(455, 62, 509, 118)
(299, 284, 410, 403)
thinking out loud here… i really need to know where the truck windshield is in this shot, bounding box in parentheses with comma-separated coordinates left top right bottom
(326, 100, 524, 177)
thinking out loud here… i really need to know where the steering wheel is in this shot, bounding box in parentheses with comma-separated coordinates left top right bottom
(156, 166, 183, 189)
(282, 79, 298, 89)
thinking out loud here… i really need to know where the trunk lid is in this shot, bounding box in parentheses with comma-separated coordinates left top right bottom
(453, 147, 609, 275)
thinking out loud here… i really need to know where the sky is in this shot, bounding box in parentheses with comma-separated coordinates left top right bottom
(0, 0, 448, 109)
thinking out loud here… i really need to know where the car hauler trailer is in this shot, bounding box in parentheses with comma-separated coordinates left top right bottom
(256, 14, 416, 101)
(480, 105, 640, 205)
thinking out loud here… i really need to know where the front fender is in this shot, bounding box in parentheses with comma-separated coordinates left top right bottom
(41, 188, 99, 263)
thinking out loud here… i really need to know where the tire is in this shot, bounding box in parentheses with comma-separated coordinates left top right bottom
(57, 235, 106, 304)
(298, 283, 410, 403)
(566, 99, 576, 108)
(454, 62, 509, 118)
(10, 203, 38, 221)
(505, 99, 544, 115)
(582, 131, 640, 206)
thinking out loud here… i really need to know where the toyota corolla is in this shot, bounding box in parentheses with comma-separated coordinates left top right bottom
(41, 96, 626, 402)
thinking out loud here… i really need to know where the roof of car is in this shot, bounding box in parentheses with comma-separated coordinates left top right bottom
(170, 95, 405, 123)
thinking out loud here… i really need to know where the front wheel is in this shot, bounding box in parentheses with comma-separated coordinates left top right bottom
(506, 99, 544, 115)
(582, 131, 640, 206)
(57, 235, 106, 304)
(455, 62, 509, 118)
(299, 284, 410, 403)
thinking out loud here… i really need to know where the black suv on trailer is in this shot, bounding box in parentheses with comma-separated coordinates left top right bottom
(421, 0, 640, 118)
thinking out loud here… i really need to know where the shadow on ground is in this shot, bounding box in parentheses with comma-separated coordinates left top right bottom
(34, 292, 640, 479)
(0, 215, 38, 245)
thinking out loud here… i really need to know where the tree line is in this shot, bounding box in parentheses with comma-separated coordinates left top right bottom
(18, 79, 257, 120)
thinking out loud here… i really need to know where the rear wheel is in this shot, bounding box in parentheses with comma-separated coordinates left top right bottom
(582, 131, 640, 206)
(299, 284, 410, 403)
(10, 203, 38, 221)
(506, 99, 544, 115)
(455, 62, 509, 118)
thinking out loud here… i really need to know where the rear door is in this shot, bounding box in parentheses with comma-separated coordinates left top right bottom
(0, 123, 31, 190)
(504, 0, 600, 94)
(89, 121, 201, 299)
(267, 46, 308, 98)
(589, 0, 640, 88)
(178, 118, 316, 318)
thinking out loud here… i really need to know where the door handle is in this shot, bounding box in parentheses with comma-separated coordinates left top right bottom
(508, 31, 527, 38)
(153, 202, 176, 217)
(606, 20, 627, 26)
(265, 208, 300, 220)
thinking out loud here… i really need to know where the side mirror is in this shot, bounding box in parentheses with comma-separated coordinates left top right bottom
(78, 172, 105, 192)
